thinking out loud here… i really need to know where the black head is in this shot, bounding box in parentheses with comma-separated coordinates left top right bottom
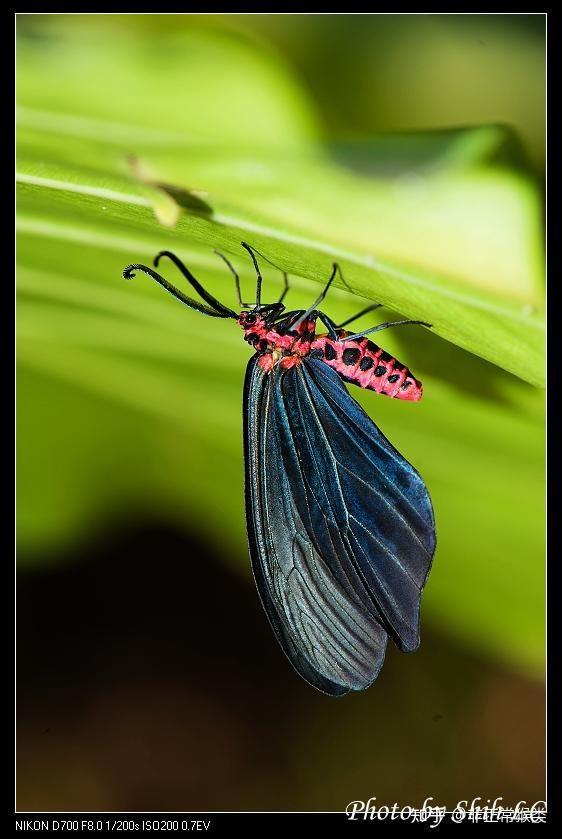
(237, 302, 286, 330)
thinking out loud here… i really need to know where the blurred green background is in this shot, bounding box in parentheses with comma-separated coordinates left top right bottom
(16, 14, 545, 811)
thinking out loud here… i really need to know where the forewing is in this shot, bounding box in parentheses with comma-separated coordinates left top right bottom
(290, 358, 436, 652)
(245, 355, 436, 693)
(244, 355, 388, 695)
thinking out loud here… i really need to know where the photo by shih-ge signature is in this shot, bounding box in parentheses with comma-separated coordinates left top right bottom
(346, 797, 547, 825)
(123, 243, 437, 695)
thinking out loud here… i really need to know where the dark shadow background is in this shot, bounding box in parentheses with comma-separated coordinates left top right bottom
(17, 523, 545, 812)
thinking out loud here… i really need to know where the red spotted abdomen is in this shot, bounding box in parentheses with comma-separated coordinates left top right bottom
(310, 331, 423, 401)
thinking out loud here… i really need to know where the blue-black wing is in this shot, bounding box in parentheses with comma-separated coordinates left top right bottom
(243, 355, 436, 696)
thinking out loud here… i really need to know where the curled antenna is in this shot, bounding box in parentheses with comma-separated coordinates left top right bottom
(123, 259, 236, 319)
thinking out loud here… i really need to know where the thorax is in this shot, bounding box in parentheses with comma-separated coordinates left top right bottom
(241, 315, 317, 356)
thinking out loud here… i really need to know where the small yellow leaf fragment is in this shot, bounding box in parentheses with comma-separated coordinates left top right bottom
(126, 154, 212, 228)
(151, 188, 181, 228)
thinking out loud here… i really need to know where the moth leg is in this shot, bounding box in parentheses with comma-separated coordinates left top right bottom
(336, 303, 383, 329)
(239, 242, 264, 308)
(277, 270, 289, 305)
(239, 243, 291, 306)
(343, 319, 432, 341)
(292, 263, 339, 330)
(214, 249, 248, 308)
(316, 311, 339, 340)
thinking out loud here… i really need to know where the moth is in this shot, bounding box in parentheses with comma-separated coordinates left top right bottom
(123, 244, 436, 695)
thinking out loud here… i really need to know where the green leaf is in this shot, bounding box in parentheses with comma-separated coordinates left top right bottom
(17, 153, 544, 385)
(16, 19, 545, 677)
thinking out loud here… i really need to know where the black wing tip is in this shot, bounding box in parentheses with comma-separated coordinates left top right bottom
(397, 634, 421, 654)
(312, 682, 352, 698)
(294, 667, 379, 698)
(387, 611, 422, 654)
(293, 632, 389, 697)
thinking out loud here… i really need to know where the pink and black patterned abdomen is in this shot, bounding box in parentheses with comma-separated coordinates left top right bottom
(310, 331, 423, 401)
